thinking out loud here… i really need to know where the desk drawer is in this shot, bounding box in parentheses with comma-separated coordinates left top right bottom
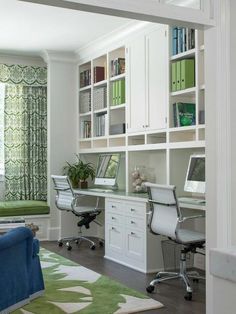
(106, 212, 123, 225)
(106, 199, 124, 213)
(125, 202, 146, 217)
(126, 216, 145, 230)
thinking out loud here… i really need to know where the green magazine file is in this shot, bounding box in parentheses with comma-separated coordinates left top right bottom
(181, 59, 195, 90)
(171, 62, 177, 92)
(176, 61, 181, 91)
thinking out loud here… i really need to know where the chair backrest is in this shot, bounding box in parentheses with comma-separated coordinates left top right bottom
(51, 175, 75, 211)
(145, 183, 181, 240)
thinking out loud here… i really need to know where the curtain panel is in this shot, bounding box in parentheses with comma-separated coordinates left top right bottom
(0, 64, 47, 201)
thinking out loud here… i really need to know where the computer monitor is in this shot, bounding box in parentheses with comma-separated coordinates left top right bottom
(94, 153, 120, 188)
(184, 154, 205, 194)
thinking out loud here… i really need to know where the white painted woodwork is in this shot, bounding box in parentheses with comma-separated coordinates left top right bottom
(105, 198, 163, 273)
(146, 26, 168, 131)
(127, 35, 146, 133)
(20, 0, 214, 28)
(127, 25, 168, 133)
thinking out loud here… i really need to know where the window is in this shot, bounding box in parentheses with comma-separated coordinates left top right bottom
(0, 83, 5, 180)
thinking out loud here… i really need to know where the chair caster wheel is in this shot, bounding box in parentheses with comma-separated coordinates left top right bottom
(193, 278, 199, 283)
(90, 245, 96, 250)
(58, 241, 63, 247)
(99, 241, 104, 247)
(184, 292, 192, 301)
(67, 245, 72, 251)
(146, 285, 155, 293)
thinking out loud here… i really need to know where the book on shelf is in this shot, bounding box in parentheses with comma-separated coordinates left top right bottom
(111, 79, 125, 106)
(111, 58, 125, 77)
(172, 27, 195, 56)
(81, 120, 91, 138)
(80, 69, 91, 88)
(173, 102, 196, 127)
(95, 112, 108, 137)
(80, 90, 91, 113)
(93, 86, 107, 111)
(94, 66, 105, 83)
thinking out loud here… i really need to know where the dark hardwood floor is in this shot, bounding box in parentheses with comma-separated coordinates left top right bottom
(41, 240, 205, 314)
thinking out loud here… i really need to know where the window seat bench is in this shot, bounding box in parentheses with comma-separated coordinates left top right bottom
(0, 201, 50, 240)
(0, 200, 50, 217)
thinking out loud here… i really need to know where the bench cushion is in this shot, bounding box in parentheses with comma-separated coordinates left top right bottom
(0, 201, 50, 217)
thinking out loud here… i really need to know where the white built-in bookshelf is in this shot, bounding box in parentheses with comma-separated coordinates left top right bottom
(77, 24, 205, 196)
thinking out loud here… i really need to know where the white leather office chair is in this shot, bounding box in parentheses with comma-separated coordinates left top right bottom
(51, 175, 103, 250)
(145, 182, 205, 301)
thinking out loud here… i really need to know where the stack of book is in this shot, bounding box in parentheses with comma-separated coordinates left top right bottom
(94, 86, 107, 111)
(111, 58, 125, 77)
(94, 66, 105, 83)
(111, 79, 125, 106)
(95, 113, 108, 137)
(173, 102, 196, 127)
(171, 59, 195, 92)
(80, 69, 91, 88)
(79, 90, 91, 113)
(81, 121, 91, 138)
(172, 27, 195, 56)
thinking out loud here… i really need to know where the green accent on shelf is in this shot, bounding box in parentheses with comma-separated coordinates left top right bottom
(171, 62, 177, 92)
(13, 249, 163, 314)
(118, 79, 125, 105)
(180, 59, 195, 90)
(0, 200, 49, 217)
(176, 61, 181, 91)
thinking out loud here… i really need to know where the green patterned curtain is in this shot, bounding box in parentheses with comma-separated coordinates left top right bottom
(0, 64, 47, 201)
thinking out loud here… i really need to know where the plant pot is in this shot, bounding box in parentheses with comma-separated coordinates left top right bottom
(80, 181, 88, 189)
(71, 179, 79, 189)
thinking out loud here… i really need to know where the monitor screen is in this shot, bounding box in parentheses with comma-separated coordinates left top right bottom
(94, 153, 120, 186)
(184, 155, 205, 194)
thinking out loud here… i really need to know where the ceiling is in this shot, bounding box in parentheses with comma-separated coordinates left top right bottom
(0, 0, 132, 57)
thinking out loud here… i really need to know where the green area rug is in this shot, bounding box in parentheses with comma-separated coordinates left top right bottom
(13, 248, 163, 314)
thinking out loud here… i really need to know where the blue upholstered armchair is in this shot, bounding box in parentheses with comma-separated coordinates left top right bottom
(0, 227, 44, 313)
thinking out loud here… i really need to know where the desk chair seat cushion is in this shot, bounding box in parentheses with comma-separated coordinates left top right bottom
(177, 229, 205, 244)
(73, 206, 101, 215)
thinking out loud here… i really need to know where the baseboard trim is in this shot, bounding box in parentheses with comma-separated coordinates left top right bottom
(0, 297, 29, 314)
(48, 227, 60, 241)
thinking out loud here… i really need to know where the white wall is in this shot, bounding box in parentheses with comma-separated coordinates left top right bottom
(46, 54, 77, 240)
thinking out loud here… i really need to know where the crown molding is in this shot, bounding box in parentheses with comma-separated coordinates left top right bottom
(76, 20, 157, 63)
(42, 50, 77, 64)
(0, 53, 46, 67)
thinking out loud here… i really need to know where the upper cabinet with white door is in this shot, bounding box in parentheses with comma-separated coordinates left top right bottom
(127, 25, 168, 134)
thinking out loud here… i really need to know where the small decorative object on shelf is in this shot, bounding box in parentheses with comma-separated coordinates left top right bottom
(131, 166, 148, 193)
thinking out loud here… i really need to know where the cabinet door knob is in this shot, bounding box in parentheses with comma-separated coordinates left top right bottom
(131, 221, 135, 224)
(130, 208, 135, 212)
(112, 227, 115, 230)
(111, 205, 116, 208)
(112, 217, 115, 220)
(131, 232, 135, 235)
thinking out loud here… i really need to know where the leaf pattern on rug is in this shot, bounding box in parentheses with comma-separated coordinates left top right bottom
(13, 248, 163, 314)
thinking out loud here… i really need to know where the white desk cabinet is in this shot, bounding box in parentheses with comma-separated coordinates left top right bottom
(105, 198, 163, 273)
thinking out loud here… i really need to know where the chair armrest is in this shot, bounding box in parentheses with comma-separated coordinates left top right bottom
(179, 214, 205, 222)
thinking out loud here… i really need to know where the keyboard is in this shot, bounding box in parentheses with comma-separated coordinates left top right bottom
(178, 197, 206, 205)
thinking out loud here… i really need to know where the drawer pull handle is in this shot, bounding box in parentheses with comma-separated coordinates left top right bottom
(130, 208, 135, 212)
(112, 227, 116, 230)
(112, 205, 116, 208)
(131, 221, 135, 224)
(112, 217, 115, 220)
(131, 232, 135, 235)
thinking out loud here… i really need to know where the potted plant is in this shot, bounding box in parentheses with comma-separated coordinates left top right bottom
(63, 156, 95, 189)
